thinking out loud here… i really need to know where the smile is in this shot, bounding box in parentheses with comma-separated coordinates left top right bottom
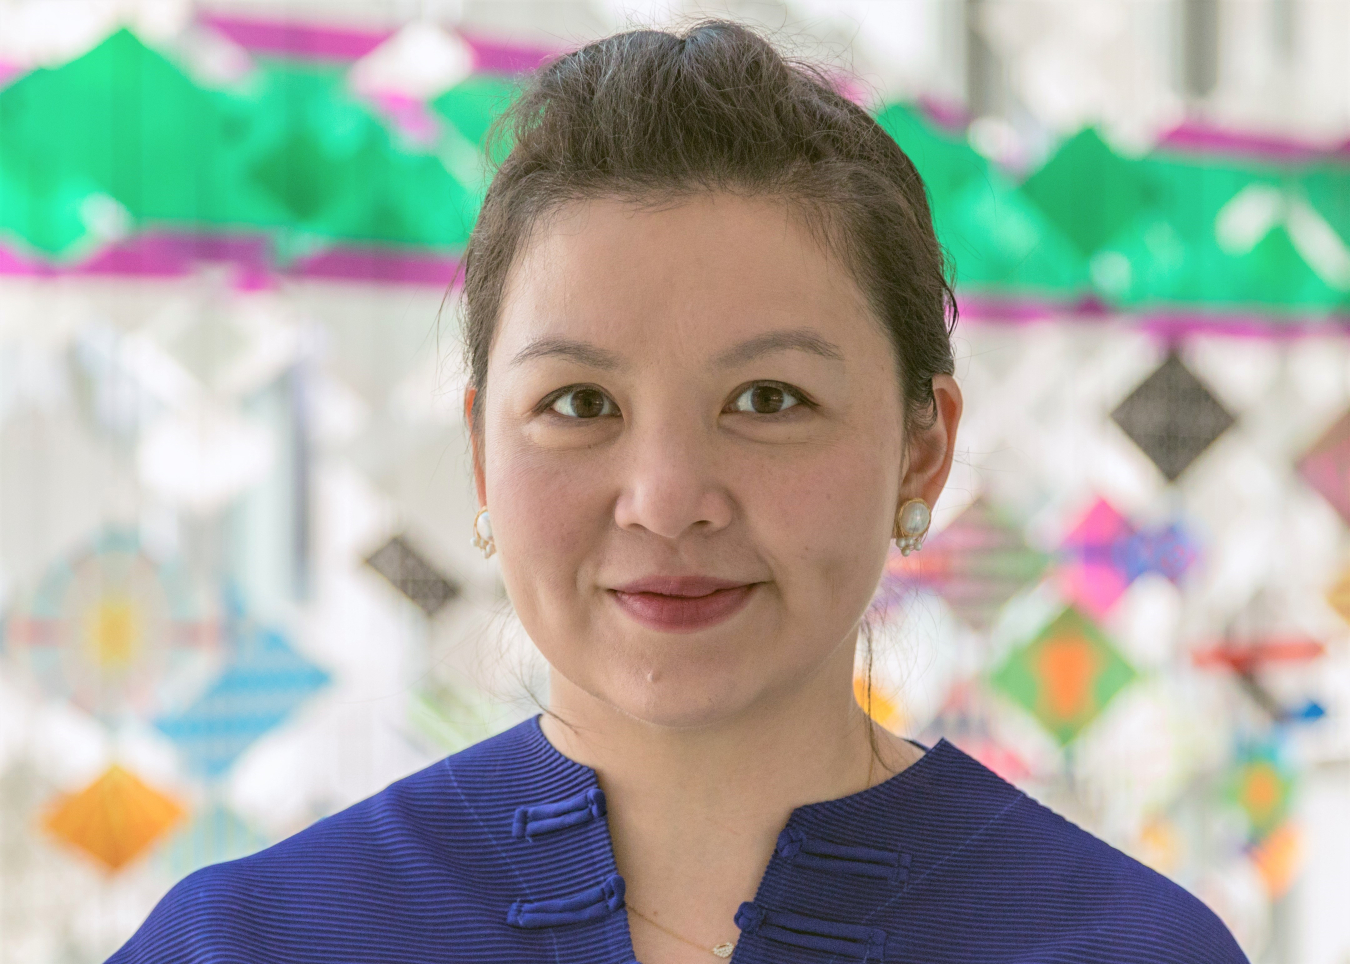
(607, 582, 758, 633)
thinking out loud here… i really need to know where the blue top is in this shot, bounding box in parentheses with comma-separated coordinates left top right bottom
(110, 715, 1247, 963)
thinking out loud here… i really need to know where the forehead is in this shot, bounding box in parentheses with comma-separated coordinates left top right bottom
(493, 194, 879, 359)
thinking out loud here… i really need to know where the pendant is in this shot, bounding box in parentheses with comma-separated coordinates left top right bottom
(712, 942, 735, 958)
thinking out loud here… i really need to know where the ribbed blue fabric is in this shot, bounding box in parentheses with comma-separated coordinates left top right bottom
(109, 715, 1249, 963)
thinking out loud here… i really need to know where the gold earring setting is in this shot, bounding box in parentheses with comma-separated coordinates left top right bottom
(894, 499, 931, 556)
(472, 506, 496, 559)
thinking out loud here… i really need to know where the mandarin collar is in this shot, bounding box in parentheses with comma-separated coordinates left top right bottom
(492, 714, 1017, 963)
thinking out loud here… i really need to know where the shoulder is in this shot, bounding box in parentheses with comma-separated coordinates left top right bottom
(898, 741, 1248, 963)
(997, 792, 1246, 962)
(106, 719, 546, 964)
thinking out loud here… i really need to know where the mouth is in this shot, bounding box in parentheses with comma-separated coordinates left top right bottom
(607, 577, 759, 633)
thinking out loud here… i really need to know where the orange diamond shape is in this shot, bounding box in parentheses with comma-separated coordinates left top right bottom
(43, 765, 185, 871)
(1327, 567, 1350, 624)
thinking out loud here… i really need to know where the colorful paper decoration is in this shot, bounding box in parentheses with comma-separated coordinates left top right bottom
(156, 802, 269, 879)
(1, 528, 215, 720)
(365, 534, 460, 617)
(875, 105, 1087, 296)
(1225, 668, 1326, 725)
(43, 765, 185, 871)
(1191, 637, 1326, 673)
(854, 674, 904, 732)
(1298, 409, 1350, 525)
(1250, 822, 1303, 898)
(1110, 352, 1236, 482)
(1058, 499, 1198, 617)
(155, 619, 330, 778)
(407, 678, 499, 754)
(990, 607, 1138, 745)
(1020, 128, 1156, 259)
(879, 498, 1049, 630)
(1228, 751, 1295, 840)
(2, 23, 1348, 321)
(431, 74, 520, 160)
(1134, 816, 1184, 877)
(0, 28, 290, 257)
(918, 679, 1033, 783)
(1327, 565, 1350, 624)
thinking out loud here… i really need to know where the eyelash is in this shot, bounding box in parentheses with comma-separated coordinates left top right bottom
(540, 384, 618, 419)
(724, 380, 813, 415)
(538, 381, 815, 420)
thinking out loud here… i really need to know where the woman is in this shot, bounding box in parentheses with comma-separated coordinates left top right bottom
(111, 20, 1246, 964)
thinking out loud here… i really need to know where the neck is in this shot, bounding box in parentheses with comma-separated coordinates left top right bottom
(538, 637, 920, 960)
(541, 644, 881, 816)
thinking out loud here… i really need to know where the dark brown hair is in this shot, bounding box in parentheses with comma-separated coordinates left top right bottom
(461, 18, 956, 441)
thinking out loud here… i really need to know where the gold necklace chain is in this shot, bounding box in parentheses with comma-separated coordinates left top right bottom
(625, 743, 878, 960)
(626, 903, 737, 958)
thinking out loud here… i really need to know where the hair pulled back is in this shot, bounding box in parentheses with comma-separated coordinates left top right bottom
(462, 19, 956, 439)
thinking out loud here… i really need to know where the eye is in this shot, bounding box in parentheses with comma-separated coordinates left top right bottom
(727, 382, 804, 415)
(548, 386, 618, 419)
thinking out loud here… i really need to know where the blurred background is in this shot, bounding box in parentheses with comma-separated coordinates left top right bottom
(0, 0, 1348, 961)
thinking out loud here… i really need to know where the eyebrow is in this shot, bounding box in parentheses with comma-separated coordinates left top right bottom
(509, 338, 626, 370)
(713, 329, 844, 368)
(508, 328, 844, 371)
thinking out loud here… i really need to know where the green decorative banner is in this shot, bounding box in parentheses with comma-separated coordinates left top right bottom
(2, 25, 1349, 322)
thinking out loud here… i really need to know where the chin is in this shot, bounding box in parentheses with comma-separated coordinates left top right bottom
(595, 642, 782, 730)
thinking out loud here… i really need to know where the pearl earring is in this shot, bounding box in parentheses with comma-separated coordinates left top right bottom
(472, 506, 495, 559)
(894, 499, 931, 556)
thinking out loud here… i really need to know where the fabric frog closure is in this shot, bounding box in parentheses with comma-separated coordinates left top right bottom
(734, 902, 891, 961)
(512, 787, 608, 840)
(775, 827, 912, 885)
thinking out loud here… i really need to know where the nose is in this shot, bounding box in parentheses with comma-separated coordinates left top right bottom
(612, 410, 734, 540)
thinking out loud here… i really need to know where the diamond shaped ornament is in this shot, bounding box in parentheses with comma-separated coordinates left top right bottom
(880, 498, 1049, 630)
(1111, 353, 1236, 482)
(156, 622, 331, 778)
(1058, 499, 1198, 617)
(1227, 749, 1294, 841)
(1328, 565, 1350, 624)
(1058, 500, 1138, 617)
(2, 527, 216, 722)
(1299, 409, 1350, 525)
(43, 765, 185, 871)
(990, 607, 1138, 745)
(365, 534, 460, 617)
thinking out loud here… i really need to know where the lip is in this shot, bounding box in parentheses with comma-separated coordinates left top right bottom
(607, 576, 759, 633)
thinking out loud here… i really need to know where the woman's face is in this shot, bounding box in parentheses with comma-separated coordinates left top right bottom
(472, 194, 957, 729)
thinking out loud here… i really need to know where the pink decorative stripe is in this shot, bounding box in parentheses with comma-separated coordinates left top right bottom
(2, 235, 1345, 316)
(365, 91, 442, 146)
(200, 13, 392, 61)
(830, 73, 873, 108)
(958, 293, 1350, 339)
(459, 30, 563, 75)
(1157, 121, 1335, 165)
(0, 245, 44, 275)
(0, 60, 22, 88)
(0, 232, 458, 288)
(288, 246, 460, 286)
(916, 95, 970, 134)
(956, 292, 1110, 324)
(0, 234, 190, 278)
(1139, 309, 1350, 340)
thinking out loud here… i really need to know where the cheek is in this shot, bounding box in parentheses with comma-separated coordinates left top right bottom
(485, 436, 611, 612)
(749, 440, 896, 613)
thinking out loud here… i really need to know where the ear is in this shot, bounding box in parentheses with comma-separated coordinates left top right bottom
(465, 386, 487, 507)
(896, 374, 962, 517)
